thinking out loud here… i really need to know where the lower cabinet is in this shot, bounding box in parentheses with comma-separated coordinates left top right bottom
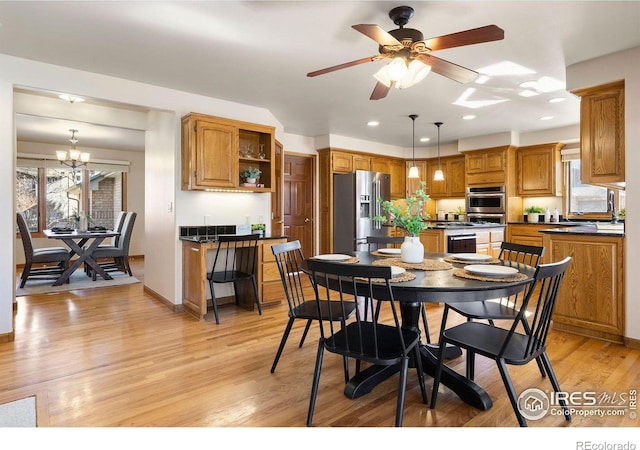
(507, 223, 565, 263)
(182, 238, 286, 320)
(542, 232, 625, 343)
(475, 228, 504, 258)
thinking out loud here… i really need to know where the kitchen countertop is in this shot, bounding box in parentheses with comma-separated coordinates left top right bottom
(538, 225, 624, 237)
(426, 221, 506, 230)
(180, 234, 287, 243)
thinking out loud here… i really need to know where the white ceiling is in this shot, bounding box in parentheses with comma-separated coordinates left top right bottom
(2, 1, 640, 150)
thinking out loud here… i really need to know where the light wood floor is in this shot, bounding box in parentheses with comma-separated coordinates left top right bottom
(3, 257, 640, 428)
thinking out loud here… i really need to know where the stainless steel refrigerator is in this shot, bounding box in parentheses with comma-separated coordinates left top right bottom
(333, 170, 391, 253)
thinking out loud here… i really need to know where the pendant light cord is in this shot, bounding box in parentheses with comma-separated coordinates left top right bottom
(410, 114, 418, 166)
(434, 121, 443, 170)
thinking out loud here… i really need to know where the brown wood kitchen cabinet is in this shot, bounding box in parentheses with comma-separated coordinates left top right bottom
(465, 145, 516, 187)
(516, 142, 564, 196)
(507, 223, 565, 263)
(427, 155, 466, 198)
(475, 227, 504, 258)
(572, 80, 625, 187)
(542, 231, 625, 343)
(181, 113, 275, 192)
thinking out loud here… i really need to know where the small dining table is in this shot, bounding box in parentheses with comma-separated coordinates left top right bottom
(43, 229, 120, 286)
(313, 250, 536, 411)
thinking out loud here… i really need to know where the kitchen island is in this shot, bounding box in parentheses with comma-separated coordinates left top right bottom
(540, 224, 625, 343)
(180, 227, 287, 320)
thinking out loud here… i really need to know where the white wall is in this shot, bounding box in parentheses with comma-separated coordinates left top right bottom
(566, 46, 639, 340)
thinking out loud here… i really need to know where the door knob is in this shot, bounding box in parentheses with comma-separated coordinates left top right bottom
(304, 218, 310, 223)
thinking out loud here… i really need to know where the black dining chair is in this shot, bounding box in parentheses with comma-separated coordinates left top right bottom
(89, 211, 137, 280)
(306, 259, 428, 427)
(359, 235, 404, 252)
(207, 234, 262, 324)
(270, 240, 356, 374)
(16, 212, 71, 287)
(440, 241, 546, 379)
(430, 256, 573, 427)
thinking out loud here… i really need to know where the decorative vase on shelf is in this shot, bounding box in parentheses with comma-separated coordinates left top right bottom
(400, 236, 424, 264)
(246, 177, 257, 184)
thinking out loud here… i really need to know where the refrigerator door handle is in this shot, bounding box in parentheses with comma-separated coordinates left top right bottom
(374, 180, 381, 230)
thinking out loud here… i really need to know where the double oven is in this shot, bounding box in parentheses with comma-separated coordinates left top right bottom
(465, 186, 506, 224)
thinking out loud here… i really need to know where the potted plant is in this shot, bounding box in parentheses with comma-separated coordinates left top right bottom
(373, 181, 430, 263)
(450, 206, 466, 222)
(241, 167, 261, 184)
(524, 205, 544, 223)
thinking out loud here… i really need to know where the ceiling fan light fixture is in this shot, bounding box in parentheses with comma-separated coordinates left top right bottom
(373, 65, 392, 87)
(396, 59, 431, 89)
(387, 57, 408, 81)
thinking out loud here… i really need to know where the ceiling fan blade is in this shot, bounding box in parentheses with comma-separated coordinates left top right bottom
(307, 55, 382, 77)
(370, 81, 391, 100)
(417, 54, 478, 84)
(352, 24, 403, 48)
(421, 25, 504, 51)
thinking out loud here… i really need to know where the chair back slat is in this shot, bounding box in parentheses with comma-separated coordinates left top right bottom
(307, 259, 411, 365)
(212, 234, 260, 280)
(271, 240, 309, 314)
(358, 235, 404, 252)
(499, 241, 544, 267)
(498, 256, 572, 360)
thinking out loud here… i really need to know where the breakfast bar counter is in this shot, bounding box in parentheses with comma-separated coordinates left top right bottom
(181, 231, 287, 320)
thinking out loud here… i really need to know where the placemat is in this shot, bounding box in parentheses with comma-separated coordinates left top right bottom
(443, 256, 501, 265)
(357, 271, 416, 283)
(342, 257, 360, 264)
(452, 268, 529, 283)
(372, 258, 452, 271)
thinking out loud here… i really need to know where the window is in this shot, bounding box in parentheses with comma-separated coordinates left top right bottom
(16, 162, 128, 233)
(565, 159, 623, 219)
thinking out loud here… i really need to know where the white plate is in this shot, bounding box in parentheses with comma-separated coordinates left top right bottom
(464, 265, 519, 278)
(313, 254, 351, 261)
(377, 248, 401, 255)
(452, 253, 492, 262)
(390, 266, 406, 277)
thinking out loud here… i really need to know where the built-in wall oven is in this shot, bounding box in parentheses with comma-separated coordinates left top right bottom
(466, 186, 506, 223)
(466, 186, 506, 213)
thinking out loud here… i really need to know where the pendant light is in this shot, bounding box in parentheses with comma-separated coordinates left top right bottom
(407, 114, 419, 178)
(433, 122, 444, 181)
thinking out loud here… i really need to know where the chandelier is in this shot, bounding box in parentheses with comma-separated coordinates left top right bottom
(56, 129, 90, 170)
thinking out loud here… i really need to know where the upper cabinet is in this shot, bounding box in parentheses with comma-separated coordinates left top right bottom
(388, 159, 406, 199)
(427, 155, 466, 199)
(465, 145, 517, 189)
(571, 80, 625, 187)
(331, 151, 370, 173)
(517, 142, 564, 196)
(181, 113, 275, 192)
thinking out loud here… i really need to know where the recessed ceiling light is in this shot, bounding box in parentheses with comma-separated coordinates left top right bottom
(539, 115, 554, 121)
(366, 121, 379, 127)
(462, 114, 476, 120)
(549, 97, 566, 103)
(58, 94, 85, 103)
(419, 137, 430, 143)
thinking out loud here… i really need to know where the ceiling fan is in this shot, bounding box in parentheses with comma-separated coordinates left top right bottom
(307, 5, 504, 100)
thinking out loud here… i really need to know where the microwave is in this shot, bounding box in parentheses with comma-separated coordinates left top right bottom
(465, 186, 506, 214)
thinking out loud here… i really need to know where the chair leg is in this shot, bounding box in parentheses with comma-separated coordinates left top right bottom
(271, 318, 295, 373)
(251, 275, 262, 315)
(413, 345, 428, 404)
(395, 356, 409, 427)
(420, 304, 431, 344)
(430, 339, 448, 409)
(540, 352, 571, 422)
(20, 263, 32, 288)
(496, 358, 527, 427)
(208, 280, 220, 325)
(307, 338, 325, 427)
(299, 319, 312, 347)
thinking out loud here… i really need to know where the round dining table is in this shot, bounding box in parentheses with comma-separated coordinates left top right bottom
(334, 250, 536, 411)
